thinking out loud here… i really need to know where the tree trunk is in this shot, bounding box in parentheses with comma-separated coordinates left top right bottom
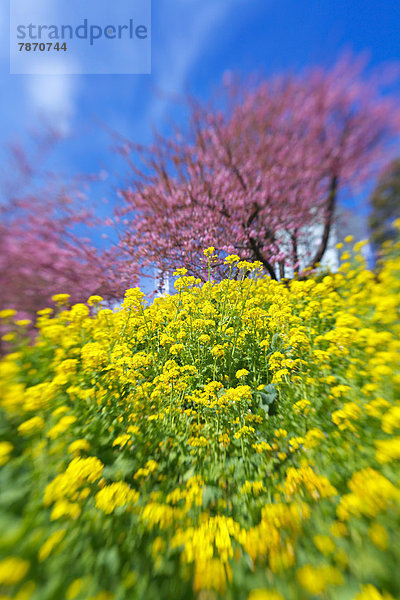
(249, 237, 277, 280)
(298, 174, 338, 279)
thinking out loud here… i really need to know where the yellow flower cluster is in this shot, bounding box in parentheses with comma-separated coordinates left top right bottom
(95, 482, 139, 514)
(0, 235, 400, 599)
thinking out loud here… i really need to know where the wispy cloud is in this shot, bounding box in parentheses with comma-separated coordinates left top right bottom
(144, 0, 250, 124)
(9, 0, 80, 134)
(25, 75, 79, 134)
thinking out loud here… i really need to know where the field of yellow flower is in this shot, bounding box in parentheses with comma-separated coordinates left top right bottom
(0, 235, 400, 600)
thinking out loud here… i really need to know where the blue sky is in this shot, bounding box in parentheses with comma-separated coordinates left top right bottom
(1, 0, 400, 242)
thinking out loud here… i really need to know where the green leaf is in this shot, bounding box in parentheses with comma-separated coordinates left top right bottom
(257, 383, 278, 415)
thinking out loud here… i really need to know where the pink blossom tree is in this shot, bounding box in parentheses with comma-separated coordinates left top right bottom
(0, 133, 129, 319)
(116, 54, 400, 284)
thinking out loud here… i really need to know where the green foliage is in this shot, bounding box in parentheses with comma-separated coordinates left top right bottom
(369, 159, 400, 254)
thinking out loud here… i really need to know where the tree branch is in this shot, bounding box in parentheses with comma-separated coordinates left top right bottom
(249, 237, 277, 280)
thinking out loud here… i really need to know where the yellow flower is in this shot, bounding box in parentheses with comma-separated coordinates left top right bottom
(0, 441, 13, 466)
(234, 426, 255, 439)
(70, 303, 90, 320)
(375, 437, 400, 464)
(81, 342, 107, 370)
(151, 536, 165, 557)
(51, 293, 70, 304)
(87, 295, 103, 306)
(50, 500, 81, 521)
(247, 591, 284, 600)
(44, 456, 104, 507)
(36, 307, 53, 316)
(293, 399, 311, 413)
(66, 578, 86, 600)
(296, 564, 343, 595)
(173, 267, 188, 276)
(252, 441, 272, 453)
(236, 368, 249, 379)
(141, 503, 176, 529)
(218, 433, 230, 447)
(145, 460, 159, 472)
(170, 343, 184, 355)
(2, 332, 15, 342)
(337, 468, 398, 520)
(88, 593, 114, 600)
(211, 344, 225, 358)
(381, 406, 400, 434)
(274, 428, 287, 438)
(368, 523, 388, 550)
(127, 425, 139, 435)
(18, 416, 45, 436)
(187, 436, 209, 447)
(224, 254, 240, 265)
(329, 521, 348, 538)
(353, 584, 394, 600)
(313, 534, 335, 555)
(354, 240, 367, 252)
(203, 246, 215, 257)
(38, 529, 67, 561)
(68, 439, 90, 454)
(194, 557, 230, 594)
(15, 319, 31, 327)
(47, 416, 77, 440)
(0, 557, 30, 584)
(12, 580, 36, 600)
(240, 480, 266, 495)
(95, 482, 139, 514)
(112, 434, 131, 448)
(53, 405, 69, 418)
(0, 309, 17, 319)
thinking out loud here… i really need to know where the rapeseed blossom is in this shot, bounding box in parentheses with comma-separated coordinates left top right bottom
(0, 235, 399, 598)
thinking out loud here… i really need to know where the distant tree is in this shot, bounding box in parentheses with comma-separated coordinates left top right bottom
(0, 132, 127, 319)
(115, 54, 400, 285)
(369, 158, 400, 256)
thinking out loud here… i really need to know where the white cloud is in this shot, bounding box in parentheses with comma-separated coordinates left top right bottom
(8, 0, 80, 133)
(25, 74, 79, 134)
(158, 2, 228, 89)
(146, 0, 245, 124)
